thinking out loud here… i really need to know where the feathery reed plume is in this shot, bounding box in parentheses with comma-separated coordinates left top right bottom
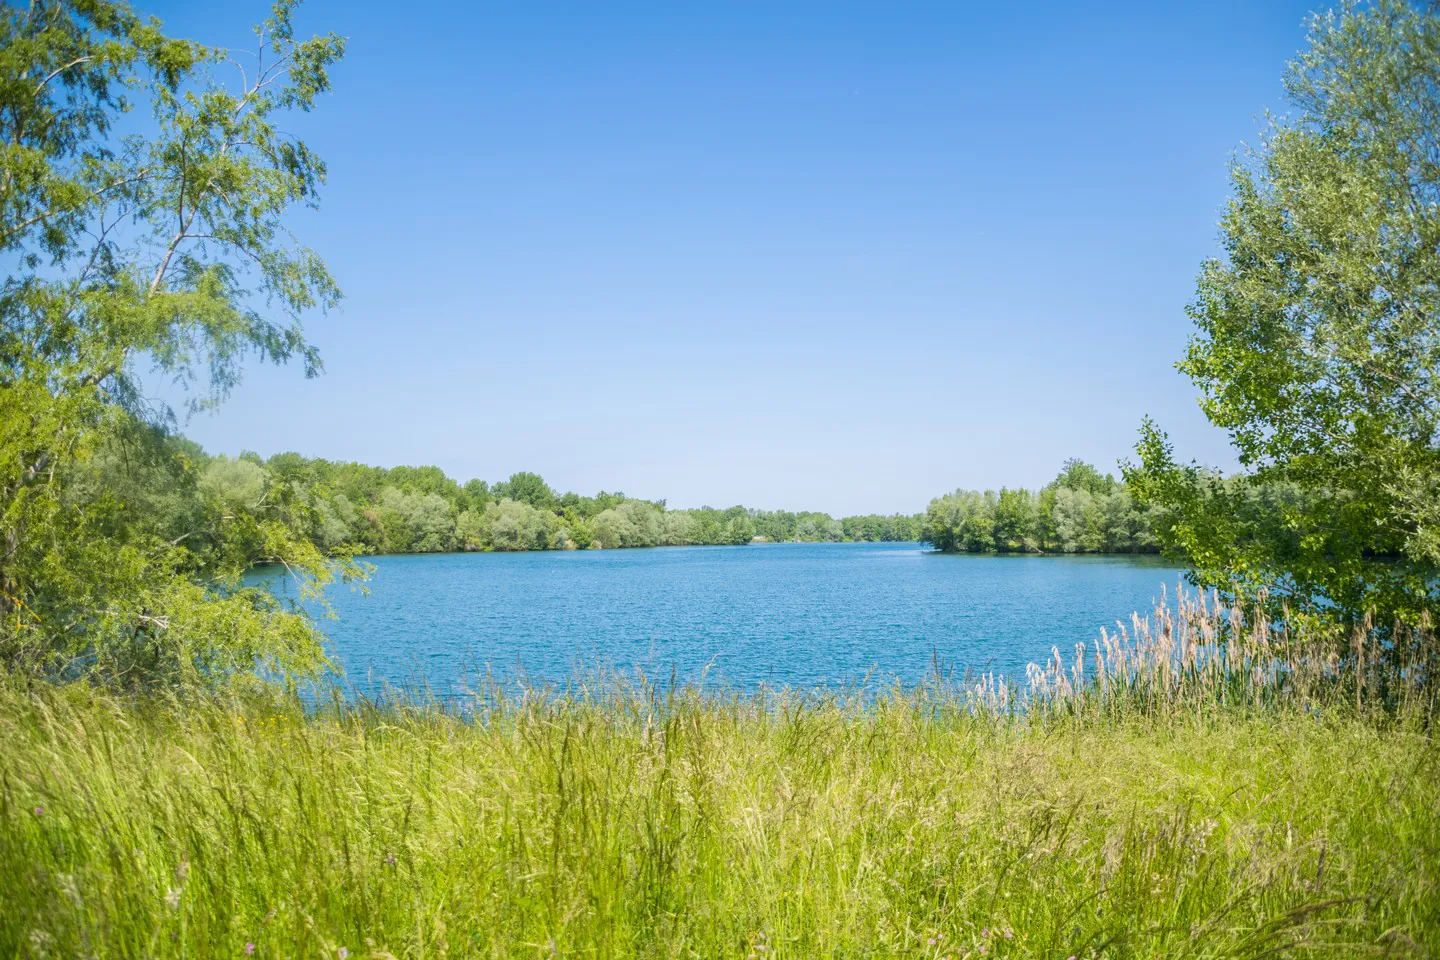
(1013, 583, 1439, 718)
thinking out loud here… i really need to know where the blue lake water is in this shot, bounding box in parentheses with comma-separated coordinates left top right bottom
(270, 543, 1186, 695)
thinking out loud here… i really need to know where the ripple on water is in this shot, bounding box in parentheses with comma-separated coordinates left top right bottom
(255, 542, 1184, 696)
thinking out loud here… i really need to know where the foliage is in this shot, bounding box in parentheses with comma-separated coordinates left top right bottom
(922, 459, 1157, 554)
(467, 498, 565, 552)
(137, 451, 928, 556)
(377, 489, 455, 554)
(841, 513, 923, 543)
(0, 0, 357, 688)
(1127, 0, 1440, 626)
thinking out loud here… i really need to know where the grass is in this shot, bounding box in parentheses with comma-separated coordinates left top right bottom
(1, 594, 1437, 958)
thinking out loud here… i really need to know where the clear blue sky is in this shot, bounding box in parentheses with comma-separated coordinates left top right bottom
(147, 0, 1317, 516)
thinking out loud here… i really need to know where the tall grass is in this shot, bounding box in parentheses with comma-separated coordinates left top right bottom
(1018, 584, 1440, 718)
(1, 591, 1437, 959)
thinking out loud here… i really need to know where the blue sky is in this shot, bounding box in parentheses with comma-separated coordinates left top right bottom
(146, 0, 1317, 516)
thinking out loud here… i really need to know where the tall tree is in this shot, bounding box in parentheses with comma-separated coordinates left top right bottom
(1128, 0, 1439, 625)
(0, 0, 353, 685)
(492, 471, 557, 510)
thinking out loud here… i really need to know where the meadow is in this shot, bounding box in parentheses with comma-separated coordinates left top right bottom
(2, 592, 1436, 959)
(3, 1, 1438, 957)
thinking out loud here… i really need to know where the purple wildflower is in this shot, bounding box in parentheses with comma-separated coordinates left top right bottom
(245, 944, 256, 956)
(33, 806, 43, 816)
(337, 948, 348, 960)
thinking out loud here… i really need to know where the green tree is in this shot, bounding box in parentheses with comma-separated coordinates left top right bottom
(1128, 0, 1439, 625)
(1050, 488, 1100, 554)
(476, 499, 561, 551)
(378, 488, 455, 553)
(0, 0, 354, 686)
(198, 456, 268, 510)
(590, 500, 663, 549)
(922, 490, 997, 552)
(461, 478, 492, 512)
(492, 472, 557, 510)
(1099, 488, 1135, 553)
(993, 487, 1038, 552)
(662, 510, 700, 545)
(724, 514, 755, 545)
(313, 493, 357, 551)
(1053, 459, 1115, 497)
(385, 465, 460, 502)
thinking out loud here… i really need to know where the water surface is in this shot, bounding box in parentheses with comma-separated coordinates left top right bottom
(271, 543, 1183, 694)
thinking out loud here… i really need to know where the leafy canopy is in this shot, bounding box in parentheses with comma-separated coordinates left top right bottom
(1127, 0, 1440, 625)
(0, 0, 355, 687)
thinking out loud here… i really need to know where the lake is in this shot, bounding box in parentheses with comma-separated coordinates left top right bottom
(272, 542, 1186, 695)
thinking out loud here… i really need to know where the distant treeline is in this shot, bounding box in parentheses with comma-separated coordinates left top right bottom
(194, 451, 1171, 557)
(114, 441, 1178, 558)
(194, 451, 923, 554)
(921, 460, 1159, 554)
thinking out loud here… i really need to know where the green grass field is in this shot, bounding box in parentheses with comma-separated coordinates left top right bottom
(1, 675, 1436, 959)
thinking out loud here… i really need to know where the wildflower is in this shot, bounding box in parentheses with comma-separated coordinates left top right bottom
(245, 944, 256, 956)
(33, 806, 43, 816)
(384, 853, 397, 867)
(981, 928, 989, 938)
(928, 938, 937, 946)
(164, 887, 181, 910)
(337, 948, 349, 959)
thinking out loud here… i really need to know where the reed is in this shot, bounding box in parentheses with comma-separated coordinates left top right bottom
(0, 595, 1436, 958)
(1018, 584, 1439, 719)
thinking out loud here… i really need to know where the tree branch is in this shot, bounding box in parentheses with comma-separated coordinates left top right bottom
(34, 56, 92, 93)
